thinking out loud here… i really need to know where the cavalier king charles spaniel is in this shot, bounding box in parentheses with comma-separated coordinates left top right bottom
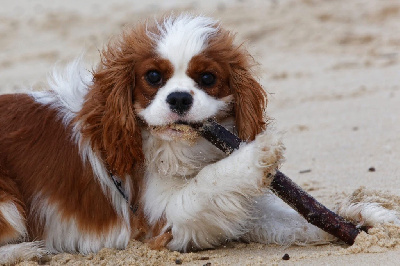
(1, 14, 398, 264)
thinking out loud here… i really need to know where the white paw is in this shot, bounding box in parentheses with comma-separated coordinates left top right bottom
(201, 128, 285, 192)
(253, 129, 285, 186)
(0, 241, 48, 265)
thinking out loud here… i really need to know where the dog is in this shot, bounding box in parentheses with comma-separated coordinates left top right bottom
(0, 14, 398, 264)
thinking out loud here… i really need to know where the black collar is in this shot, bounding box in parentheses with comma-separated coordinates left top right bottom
(110, 174, 138, 214)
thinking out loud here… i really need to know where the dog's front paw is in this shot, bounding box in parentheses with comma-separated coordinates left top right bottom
(253, 129, 285, 187)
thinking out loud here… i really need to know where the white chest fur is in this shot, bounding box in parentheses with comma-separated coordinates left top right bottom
(141, 130, 225, 225)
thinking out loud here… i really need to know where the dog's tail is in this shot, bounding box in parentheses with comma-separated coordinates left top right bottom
(336, 187, 400, 227)
(0, 241, 48, 265)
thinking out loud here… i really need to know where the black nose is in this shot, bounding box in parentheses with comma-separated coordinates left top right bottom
(166, 92, 193, 115)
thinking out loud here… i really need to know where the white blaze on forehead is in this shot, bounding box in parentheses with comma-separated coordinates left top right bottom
(152, 15, 219, 71)
(139, 15, 228, 127)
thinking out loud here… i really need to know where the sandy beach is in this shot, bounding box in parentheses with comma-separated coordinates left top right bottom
(2, 0, 400, 264)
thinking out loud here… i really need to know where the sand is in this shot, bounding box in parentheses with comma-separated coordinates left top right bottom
(2, 0, 400, 264)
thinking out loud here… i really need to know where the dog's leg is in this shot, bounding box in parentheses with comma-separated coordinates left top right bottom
(244, 192, 334, 245)
(158, 130, 285, 251)
(0, 176, 28, 246)
(336, 195, 400, 227)
(246, 191, 400, 246)
(0, 174, 47, 264)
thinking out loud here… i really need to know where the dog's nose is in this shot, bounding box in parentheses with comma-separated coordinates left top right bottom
(166, 92, 193, 115)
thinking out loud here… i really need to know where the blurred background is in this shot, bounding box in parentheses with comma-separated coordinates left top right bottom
(1, 0, 400, 200)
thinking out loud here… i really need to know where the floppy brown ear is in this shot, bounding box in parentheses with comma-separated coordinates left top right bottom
(230, 64, 267, 141)
(78, 59, 143, 178)
(204, 28, 268, 141)
(77, 28, 152, 178)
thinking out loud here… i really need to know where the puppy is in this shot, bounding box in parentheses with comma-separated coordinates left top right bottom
(0, 14, 397, 264)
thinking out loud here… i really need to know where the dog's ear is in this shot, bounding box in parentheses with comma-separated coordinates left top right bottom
(78, 28, 152, 178)
(230, 63, 267, 141)
(79, 59, 143, 178)
(205, 29, 268, 141)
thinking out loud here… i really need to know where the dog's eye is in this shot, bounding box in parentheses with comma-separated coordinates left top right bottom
(199, 72, 216, 87)
(145, 70, 162, 86)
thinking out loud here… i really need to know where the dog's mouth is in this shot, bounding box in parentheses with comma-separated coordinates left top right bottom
(149, 121, 200, 142)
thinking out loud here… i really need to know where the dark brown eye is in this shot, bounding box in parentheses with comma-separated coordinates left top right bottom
(145, 70, 162, 86)
(199, 72, 216, 87)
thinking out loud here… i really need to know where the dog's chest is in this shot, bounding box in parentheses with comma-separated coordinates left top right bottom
(141, 134, 226, 224)
(142, 133, 225, 178)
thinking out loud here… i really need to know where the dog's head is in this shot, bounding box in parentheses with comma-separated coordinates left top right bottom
(78, 15, 267, 176)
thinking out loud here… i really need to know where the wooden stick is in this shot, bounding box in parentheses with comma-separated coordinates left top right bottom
(271, 171, 361, 245)
(191, 119, 363, 245)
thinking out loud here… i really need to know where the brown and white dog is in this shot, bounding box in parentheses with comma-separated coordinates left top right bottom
(0, 14, 398, 264)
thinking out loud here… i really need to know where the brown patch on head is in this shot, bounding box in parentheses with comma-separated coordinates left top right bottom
(187, 55, 231, 98)
(196, 28, 268, 141)
(134, 58, 174, 108)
